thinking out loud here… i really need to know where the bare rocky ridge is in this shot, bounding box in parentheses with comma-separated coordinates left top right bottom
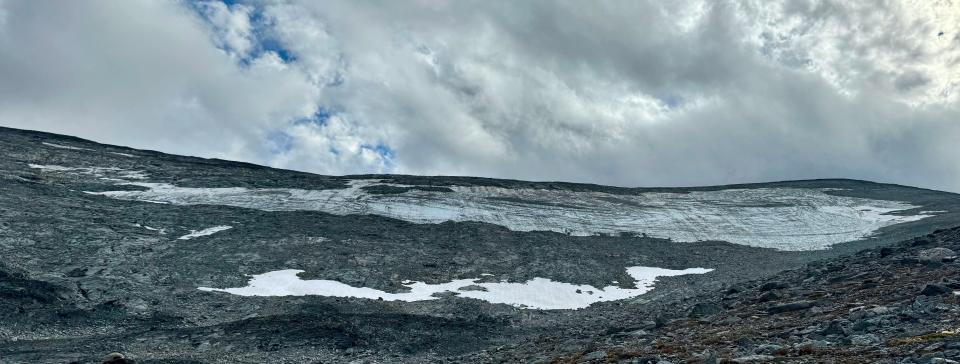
(1, 126, 959, 363)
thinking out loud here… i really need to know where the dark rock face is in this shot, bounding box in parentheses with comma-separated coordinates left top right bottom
(1, 126, 960, 363)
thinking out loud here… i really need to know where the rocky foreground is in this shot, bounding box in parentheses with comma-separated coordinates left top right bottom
(2, 127, 960, 363)
(5, 227, 958, 364)
(521, 226, 960, 363)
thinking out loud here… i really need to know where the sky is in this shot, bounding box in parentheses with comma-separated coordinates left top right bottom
(0, 1, 958, 192)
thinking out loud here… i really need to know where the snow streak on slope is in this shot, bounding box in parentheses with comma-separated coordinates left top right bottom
(42, 142, 92, 151)
(29, 164, 148, 179)
(85, 179, 931, 250)
(198, 266, 713, 310)
(177, 225, 233, 240)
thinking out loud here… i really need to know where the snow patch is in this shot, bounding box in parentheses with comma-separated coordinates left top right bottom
(42, 142, 91, 151)
(178, 225, 233, 240)
(28, 164, 77, 172)
(29, 164, 148, 180)
(30, 164, 933, 251)
(198, 266, 713, 310)
(134, 223, 166, 234)
(86, 179, 934, 250)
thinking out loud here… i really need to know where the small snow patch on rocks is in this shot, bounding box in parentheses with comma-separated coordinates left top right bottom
(178, 226, 233, 240)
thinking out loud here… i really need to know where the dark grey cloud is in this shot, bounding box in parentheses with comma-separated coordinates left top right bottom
(0, 0, 958, 192)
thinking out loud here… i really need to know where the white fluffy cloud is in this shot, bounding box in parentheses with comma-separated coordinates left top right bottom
(1, 0, 959, 191)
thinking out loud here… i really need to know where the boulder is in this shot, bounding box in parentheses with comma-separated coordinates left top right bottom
(849, 334, 879, 346)
(579, 350, 605, 362)
(754, 343, 784, 355)
(918, 247, 957, 263)
(757, 291, 780, 303)
(768, 301, 814, 314)
(689, 302, 723, 318)
(920, 284, 952, 296)
(759, 281, 788, 291)
(731, 355, 775, 363)
(102, 352, 134, 364)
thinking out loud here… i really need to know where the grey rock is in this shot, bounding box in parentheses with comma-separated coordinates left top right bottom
(920, 284, 952, 296)
(850, 334, 880, 346)
(696, 349, 718, 364)
(930, 358, 959, 364)
(65, 267, 87, 278)
(580, 350, 606, 362)
(848, 306, 869, 321)
(759, 281, 789, 291)
(456, 285, 488, 292)
(754, 343, 783, 355)
(918, 247, 957, 263)
(731, 355, 776, 363)
(689, 302, 723, 317)
(923, 342, 945, 352)
(797, 339, 831, 349)
(102, 352, 134, 364)
(822, 320, 849, 336)
(757, 291, 780, 302)
(912, 295, 938, 314)
(768, 300, 814, 314)
(867, 305, 893, 316)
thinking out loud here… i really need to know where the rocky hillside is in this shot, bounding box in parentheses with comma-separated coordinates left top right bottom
(1, 126, 959, 363)
(533, 227, 960, 363)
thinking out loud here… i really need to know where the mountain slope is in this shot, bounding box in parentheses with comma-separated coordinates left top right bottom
(0, 126, 959, 363)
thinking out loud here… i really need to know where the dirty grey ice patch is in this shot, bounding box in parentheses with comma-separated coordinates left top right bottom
(198, 266, 713, 310)
(83, 178, 933, 250)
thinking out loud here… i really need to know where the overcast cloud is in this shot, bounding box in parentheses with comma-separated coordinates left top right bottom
(0, 0, 958, 192)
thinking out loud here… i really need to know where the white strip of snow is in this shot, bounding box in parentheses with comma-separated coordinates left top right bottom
(29, 164, 148, 180)
(28, 164, 81, 172)
(177, 225, 232, 240)
(42, 142, 91, 151)
(134, 223, 166, 234)
(111, 152, 137, 158)
(116, 170, 148, 179)
(85, 179, 934, 250)
(198, 266, 713, 310)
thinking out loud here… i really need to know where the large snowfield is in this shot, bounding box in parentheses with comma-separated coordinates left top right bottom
(81, 177, 932, 250)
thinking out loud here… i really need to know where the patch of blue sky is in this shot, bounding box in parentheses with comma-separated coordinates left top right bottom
(362, 143, 396, 162)
(259, 37, 297, 63)
(266, 130, 294, 155)
(659, 95, 685, 109)
(188, 0, 297, 66)
(293, 107, 336, 127)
